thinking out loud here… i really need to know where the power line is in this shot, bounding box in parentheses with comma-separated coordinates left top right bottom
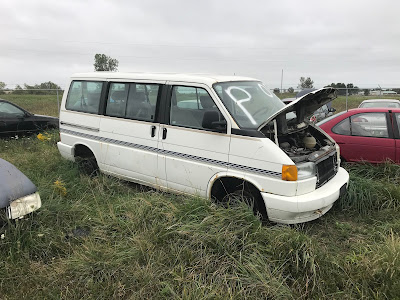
(2, 48, 400, 64)
(11, 37, 400, 51)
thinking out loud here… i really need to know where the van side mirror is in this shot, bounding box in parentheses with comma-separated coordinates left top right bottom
(202, 111, 227, 132)
(328, 107, 336, 113)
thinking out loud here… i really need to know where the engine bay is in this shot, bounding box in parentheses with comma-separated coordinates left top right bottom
(262, 122, 336, 164)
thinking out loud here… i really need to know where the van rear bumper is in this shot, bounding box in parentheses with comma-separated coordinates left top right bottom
(261, 167, 349, 224)
(57, 142, 75, 161)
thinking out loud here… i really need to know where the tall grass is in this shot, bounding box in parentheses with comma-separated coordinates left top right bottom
(331, 94, 399, 113)
(278, 92, 400, 113)
(339, 162, 400, 214)
(0, 94, 61, 116)
(2, 134, 400, 298)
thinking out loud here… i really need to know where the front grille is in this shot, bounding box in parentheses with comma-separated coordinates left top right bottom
(316, 153, 337, 188)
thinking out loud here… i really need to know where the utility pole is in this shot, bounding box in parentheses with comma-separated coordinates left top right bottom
(280, 69, 283, 93)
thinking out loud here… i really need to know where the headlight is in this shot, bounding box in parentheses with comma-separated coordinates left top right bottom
(296, 162, 316, 180)
(335, 143, 341, 165)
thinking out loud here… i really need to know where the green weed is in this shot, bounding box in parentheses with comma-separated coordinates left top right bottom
(1, 135, 400, 298)
(0, 94, 61, 116)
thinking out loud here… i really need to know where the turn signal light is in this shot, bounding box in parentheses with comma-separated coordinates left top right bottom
(282, 165, 298, 181)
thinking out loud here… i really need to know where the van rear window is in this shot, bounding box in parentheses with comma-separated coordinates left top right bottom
(66, 81, 104, 114)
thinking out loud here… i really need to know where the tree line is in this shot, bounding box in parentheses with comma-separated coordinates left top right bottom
(0, 81, 62, 95)
(1, 54, 398, 97)
(276, 77, 398, 96)
(0, 53, 118, 95)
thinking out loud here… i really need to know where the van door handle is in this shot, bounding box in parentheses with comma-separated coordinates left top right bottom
(162, 128, 167, 139)
(151, 125, 156, 137)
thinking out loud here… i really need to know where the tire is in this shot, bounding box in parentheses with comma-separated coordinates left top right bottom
(76, 156, 99, 176)
(222, 185, 268, 221)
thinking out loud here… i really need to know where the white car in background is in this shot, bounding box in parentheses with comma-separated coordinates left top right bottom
(358, 99, 400, 108)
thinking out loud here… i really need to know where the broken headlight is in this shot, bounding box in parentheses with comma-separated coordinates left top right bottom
(296, 162, 316, 180)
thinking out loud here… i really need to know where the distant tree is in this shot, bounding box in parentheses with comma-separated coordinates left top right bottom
(327, 83, 347, 96)
(287, 87, 294, 93)
(94, 53, 119, 71)
(12, 84, 25, 95)
(273, 88, 280, 94)
(12, 81, 61, 95)
(364, 89, 370, 96)
(344, 83, 359, 95)
(392, 88, 400, 94)
(39, 81, 61, 90)
(298, 77, 314, 89)
(0, 81, 5, 94)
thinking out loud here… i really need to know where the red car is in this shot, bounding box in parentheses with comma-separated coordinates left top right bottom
(317, 108, 400, 163)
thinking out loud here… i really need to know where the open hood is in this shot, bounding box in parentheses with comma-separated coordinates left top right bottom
(257, 87, 337, 132)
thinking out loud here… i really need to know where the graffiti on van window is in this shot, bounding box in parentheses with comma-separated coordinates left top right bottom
(225, 86, 257, 125)
(258, 84, 274, 97)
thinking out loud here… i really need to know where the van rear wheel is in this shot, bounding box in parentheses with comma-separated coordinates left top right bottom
(74, 145, 99, 176)
(76, 156, 99, 176)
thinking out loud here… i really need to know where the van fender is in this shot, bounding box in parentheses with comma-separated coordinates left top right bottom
(206, 170, 265, 199)
(72, 141, 98, 161)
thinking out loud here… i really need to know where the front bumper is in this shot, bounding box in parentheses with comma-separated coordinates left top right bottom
(6, 192, 42, 219)
(262, 167, 349, 224)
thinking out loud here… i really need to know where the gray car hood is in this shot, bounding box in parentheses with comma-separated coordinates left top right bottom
(0, 158, 37, 208)
(258, 87, 337, 131)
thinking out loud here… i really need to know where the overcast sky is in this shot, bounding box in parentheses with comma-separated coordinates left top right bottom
(1, 0, 400, 89)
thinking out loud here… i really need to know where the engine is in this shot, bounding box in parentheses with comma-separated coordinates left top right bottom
(262, 123, 338, 187)
(278, 126, 336, 163)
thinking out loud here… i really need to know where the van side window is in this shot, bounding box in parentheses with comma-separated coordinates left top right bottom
(126, 84, 158, 121)
(106, 83, 128, 117)
(170, 86, 225, 131)
(66, 81, 103, 114)
(105, 82, 159, 122)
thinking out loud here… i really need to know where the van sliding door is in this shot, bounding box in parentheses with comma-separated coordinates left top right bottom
(99, 81, 167, 188)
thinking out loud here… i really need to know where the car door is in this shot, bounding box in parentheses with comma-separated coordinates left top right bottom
(0, 102, 26, 136)
(159, 83, 230, 196)
(332, 112, 395, 162)
(391, 112, 400, 163)
(99, 81, 167, 188)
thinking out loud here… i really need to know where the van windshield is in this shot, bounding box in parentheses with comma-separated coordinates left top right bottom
(213, 81, 285, 129)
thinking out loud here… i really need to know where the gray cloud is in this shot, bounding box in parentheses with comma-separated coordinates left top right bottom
(1, 0, 400, 89)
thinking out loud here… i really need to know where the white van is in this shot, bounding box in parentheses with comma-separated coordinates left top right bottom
(57, 73, 349, 224)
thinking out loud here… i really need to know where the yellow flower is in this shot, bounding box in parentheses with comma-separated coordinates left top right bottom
(37, 133, 51, 141)
(53, 179, 67, 196)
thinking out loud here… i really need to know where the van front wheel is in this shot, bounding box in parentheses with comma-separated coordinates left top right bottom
(221, 185, 268, 222)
